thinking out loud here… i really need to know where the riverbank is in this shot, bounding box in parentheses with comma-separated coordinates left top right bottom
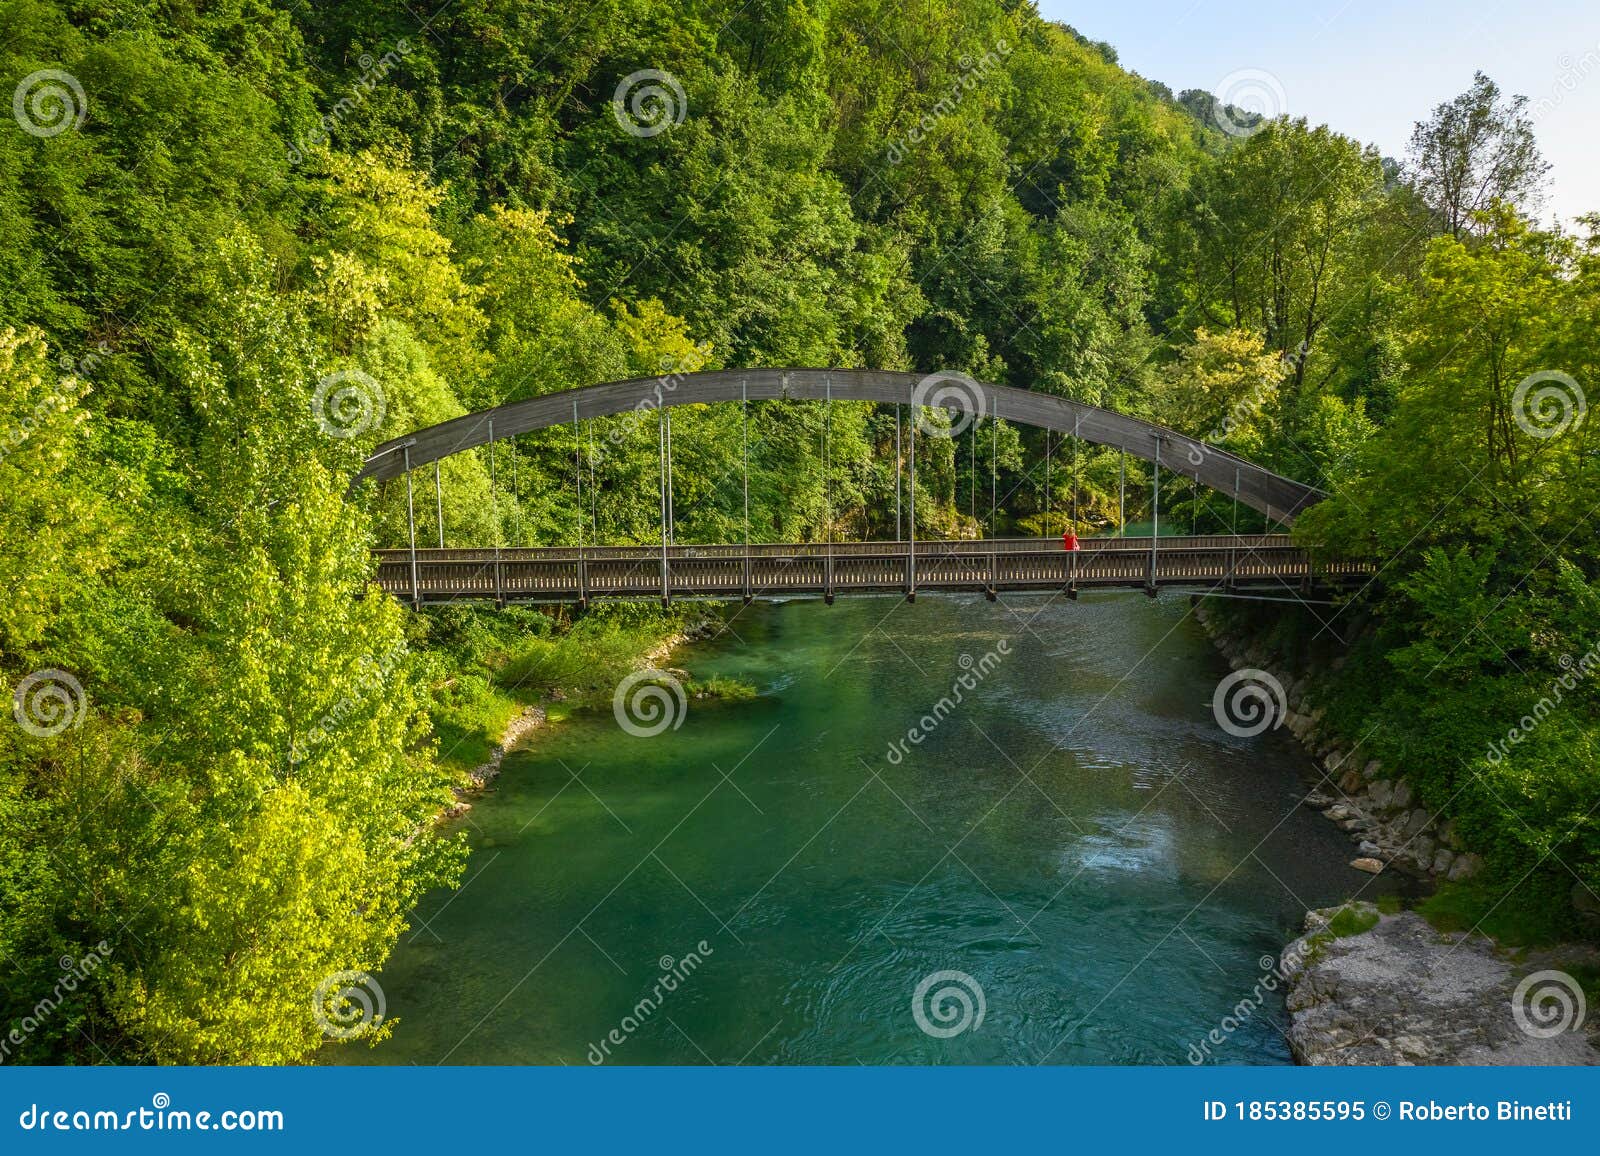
(1194, 600, 1478, 882)
(422, 605, 725, 821)
(1193, 599, 1600, 1064)
(1280, 902, 1600, 1064)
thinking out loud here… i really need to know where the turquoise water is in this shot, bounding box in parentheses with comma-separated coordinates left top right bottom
(338, 593, 1389, 1065)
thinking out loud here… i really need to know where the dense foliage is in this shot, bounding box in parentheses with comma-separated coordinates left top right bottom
(0, 0, 1594, 1061)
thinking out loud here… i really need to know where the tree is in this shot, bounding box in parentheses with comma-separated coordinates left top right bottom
(1407, 72, 1549, 239)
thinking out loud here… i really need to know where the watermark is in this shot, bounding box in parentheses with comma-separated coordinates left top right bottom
(12, 69, 85, 137)
(1184, 341, 1298, 467)
(612, 69, 686, 137)
(912, 970, 985, 1038)
(587, 941, 714, 1062)
(1211, 68, 1285, 137)
(884, 41, 1012, 165)
(1511, 370, 1585, 439)
(286, 41, 412, 164)
(17, 1093, 283, 1133)
(1211, 668, 1286, 738)
(312, 970, 386, 1040)
(1, 943, 112, 1064)
(1186, 943, 1308, 1063)
(294, 642, 406, 759)
(586, 354, 695, 470)
(1511, 970, 1587, 1039)
(884, 641, 1010, 765)
(312, 368, 386, 439)
(12, 669, 87, 738)
(910, 369, 987, 439)
(1485, 642, 1600, 765)
(1533, 43, 1600, 121)
(613, 668, 687, 738)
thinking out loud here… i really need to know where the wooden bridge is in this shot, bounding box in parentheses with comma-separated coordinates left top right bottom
(356, 368, 1363, 608)
(372, 534, 1369, 606)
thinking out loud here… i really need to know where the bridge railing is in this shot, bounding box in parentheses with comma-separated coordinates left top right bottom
(372, 533, 1293, 565)
(372, 536, 1367, 604)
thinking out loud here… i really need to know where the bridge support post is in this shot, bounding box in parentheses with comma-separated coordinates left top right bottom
(1145, 441, 1160, 598)
(490, 418, 505, 608)
(742, 554, 752, 604)
(1066, 547, 1078, 601)
(1117, 446, 1125, 537)
(1227, 547, 1238, 591)
(986, 550, 997, 601)
(658, 406, 670, 607)
(434, 458, 443, 549)
(906, 408, 917, 602)
(577, 553, 588, 611)
(824, 552, 834, 605)
(404, 446, 419, 610)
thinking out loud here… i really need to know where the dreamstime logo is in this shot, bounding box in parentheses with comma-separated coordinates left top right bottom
(612, 69, 686, 137)
(613, 668, 687, 737)
(910, 370, 986, 438)
(294, 642, 407, 760)
(12, 669, 87, 738)
(1211, 69, 1285, 137)
(1511, 970, 1587, 1039)
(1512, 370, 1585, 439)
(885, 641, 1010, 765)
(312, 971, 386, 1040)
(312, 369, 385, 439)
(884, 40, 1012, 165)
(1, 942, 112, 1064)
(12, 69, 86, 137)
(1187, 944, 1309, 1064)
(1534, 43, 1600, 121)
(912, 970, 985, 1039)
(1486, 641, 1600, 765)
(1211, 668, 1286, 738)
(587, 940, 714, 1063)
(286, 40, 412, 164)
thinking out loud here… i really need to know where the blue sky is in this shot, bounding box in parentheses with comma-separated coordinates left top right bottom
(1037, 0, 1600, 225)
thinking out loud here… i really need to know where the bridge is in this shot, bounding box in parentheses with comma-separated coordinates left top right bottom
(355, 369, 1364, 606)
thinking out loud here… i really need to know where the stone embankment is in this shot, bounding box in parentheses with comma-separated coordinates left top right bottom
(1194, 602, 1480, 881)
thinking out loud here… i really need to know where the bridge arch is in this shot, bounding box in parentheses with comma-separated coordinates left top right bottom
(354, 368, 1322, 525)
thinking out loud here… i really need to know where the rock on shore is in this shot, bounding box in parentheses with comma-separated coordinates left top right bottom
(1281, 903, 1600, 1065)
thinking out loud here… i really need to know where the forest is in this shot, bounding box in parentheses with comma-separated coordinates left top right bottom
(1, 0, 1596, 1062)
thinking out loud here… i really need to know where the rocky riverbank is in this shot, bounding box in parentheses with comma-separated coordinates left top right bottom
(1193, 601, 1479, 881)
(1280, 903, 1600, 1065)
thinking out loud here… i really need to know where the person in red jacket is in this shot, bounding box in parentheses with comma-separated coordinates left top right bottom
(1061, 527, 1079, 551)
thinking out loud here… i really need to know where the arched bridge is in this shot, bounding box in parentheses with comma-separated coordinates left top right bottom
(355, 368, 1365, 606)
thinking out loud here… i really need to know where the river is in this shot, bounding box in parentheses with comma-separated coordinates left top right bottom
(336, 591, 1394, 1065)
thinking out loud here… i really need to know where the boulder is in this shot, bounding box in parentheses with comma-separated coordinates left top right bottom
(1448, 852, 1483, 882)
(1363, 759, 1383, 780)
(1390, 780, 1414, 811)
(1351, 857, 1385, 874)
(1432, 848, 1456, 875)
(1339, 768, 1364, 795)
(1368, 779, 1394, 810)
(1405, 808, 1433, 837)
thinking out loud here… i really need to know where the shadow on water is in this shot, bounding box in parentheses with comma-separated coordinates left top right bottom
(334, 591, 1404, 1066)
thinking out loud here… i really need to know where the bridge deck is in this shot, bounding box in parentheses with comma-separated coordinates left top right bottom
(372, 535, 1369, 605)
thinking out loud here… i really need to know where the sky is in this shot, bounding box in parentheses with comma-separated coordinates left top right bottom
(1038, 0, 1600, 225)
